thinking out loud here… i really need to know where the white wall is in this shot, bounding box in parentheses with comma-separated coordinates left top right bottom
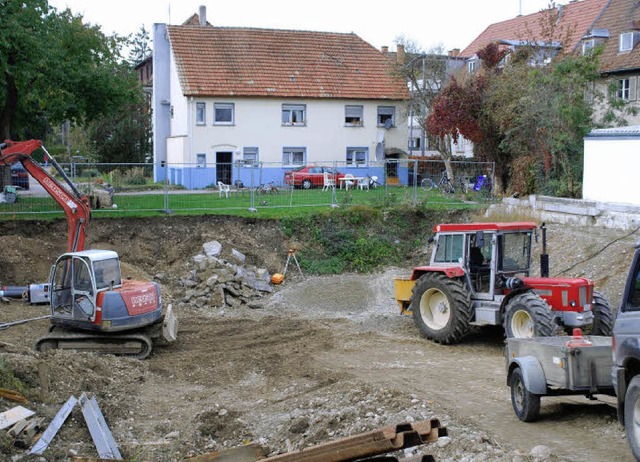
(172, 96, 407, 166)
(583, 137, 640, 205)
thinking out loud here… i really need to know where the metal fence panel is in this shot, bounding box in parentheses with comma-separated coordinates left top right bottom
(0, 159, 495, 217)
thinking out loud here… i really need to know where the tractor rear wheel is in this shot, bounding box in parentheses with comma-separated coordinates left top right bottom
(410, 273, 473, 344)
(587, 291, 614, 336)
(503, 292, 556, 338)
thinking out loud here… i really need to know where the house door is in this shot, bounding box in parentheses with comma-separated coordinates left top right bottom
(216, 152, 232, 184)
(386, 154, 399, 185)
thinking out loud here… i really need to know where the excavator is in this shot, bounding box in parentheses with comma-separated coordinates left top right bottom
(0, 139, 177, 359)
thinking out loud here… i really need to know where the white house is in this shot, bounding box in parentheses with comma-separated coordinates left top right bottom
(583, 126, 640, 205)
(152, 7, 410, 188)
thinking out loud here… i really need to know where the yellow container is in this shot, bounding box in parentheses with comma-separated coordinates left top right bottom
(393, 277, 415, 315)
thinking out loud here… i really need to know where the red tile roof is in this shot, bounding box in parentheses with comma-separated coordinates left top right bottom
(167, 26, 410, 100)
(460, 0, 610, 58)
(593, 0, 640, 73)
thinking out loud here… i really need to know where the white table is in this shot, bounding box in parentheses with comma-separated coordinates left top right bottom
(338, 177, 365, 190)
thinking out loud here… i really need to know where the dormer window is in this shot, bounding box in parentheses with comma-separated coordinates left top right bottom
(619, 32, 640, 52)
(582, 39, 595, 56)
(467, 60, 477, 73)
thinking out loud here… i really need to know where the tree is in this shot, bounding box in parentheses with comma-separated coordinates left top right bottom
(394, 36, 464, 180)
(88, 96, 151, 164)
(0, 0, 139, 185)
(128, 25, 152, 66)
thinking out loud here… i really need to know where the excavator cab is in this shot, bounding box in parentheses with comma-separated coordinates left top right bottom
(50, 249, 124, 326)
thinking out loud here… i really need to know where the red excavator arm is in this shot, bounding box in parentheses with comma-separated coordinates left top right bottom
(0, 139, 91, 252)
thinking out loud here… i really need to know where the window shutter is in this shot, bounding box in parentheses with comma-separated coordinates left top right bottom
(630, 77, 637, 101)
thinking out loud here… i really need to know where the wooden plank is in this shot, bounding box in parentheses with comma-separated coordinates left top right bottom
(0, 406, 35, 430)
(0, 387, 28, 404)
(29, 395, 77, 455)
(261, 420, 445, 462)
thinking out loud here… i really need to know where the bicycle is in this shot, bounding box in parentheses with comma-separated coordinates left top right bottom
(421, 171, 469, 194)
(256, 181, 278, 195)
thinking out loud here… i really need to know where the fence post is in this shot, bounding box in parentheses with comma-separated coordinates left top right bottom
(248, 163, 257, 212)
(412, 159, 418, 205)
(162, 161, 172, 214)
(331, 160, 338, 207)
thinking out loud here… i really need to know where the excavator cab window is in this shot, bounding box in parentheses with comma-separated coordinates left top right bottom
(93, 258, 122, 290)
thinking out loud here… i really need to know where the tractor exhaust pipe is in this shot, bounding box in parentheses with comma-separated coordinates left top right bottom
(540, 222, 549, 278)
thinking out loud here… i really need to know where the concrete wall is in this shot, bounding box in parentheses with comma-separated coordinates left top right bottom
(486, 195, 640, 230)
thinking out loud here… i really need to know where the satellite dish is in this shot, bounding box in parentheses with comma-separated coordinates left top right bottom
(384, 118, 393, 130)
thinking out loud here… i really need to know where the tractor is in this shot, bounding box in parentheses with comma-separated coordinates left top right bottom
(394, 222, 613, 344)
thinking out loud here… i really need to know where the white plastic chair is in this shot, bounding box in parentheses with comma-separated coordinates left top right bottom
(344, 173, 355, 190)
(322, 172, 336, 191)
(217, 181, 230, 198)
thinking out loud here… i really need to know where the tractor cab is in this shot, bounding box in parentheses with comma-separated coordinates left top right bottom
(430, 222, 536, 298)
(50, 250, 122, 325)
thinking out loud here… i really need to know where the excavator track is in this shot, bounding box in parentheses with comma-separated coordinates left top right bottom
(35, 329, 153, 360)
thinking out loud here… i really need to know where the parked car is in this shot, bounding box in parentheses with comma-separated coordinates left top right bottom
(11, 163, 29, 190)
(612, 241, 640, 460)
(283, 165, 346, 189)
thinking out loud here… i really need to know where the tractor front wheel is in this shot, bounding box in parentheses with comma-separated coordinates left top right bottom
(503, 292, 556, 339)
(410, 273, 473, 344)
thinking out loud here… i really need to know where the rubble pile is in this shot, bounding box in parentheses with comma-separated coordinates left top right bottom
(173, 240, 273, 310)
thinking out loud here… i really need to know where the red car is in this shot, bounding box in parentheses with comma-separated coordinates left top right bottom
(283, 165, 346, 189)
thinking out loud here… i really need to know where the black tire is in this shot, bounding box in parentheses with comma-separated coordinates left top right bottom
(503, 292, 556, 338)
(625, 376, 640, 460)
(421, 178, 436, 191)
(510, 367, 541, 422)
(302, 179, 312, 189)
(410, 273, 473, 344)
(586, 290, 614, 336)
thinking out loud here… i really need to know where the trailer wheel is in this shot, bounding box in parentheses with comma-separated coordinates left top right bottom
(625, 376, 640, 460)
(410, 273, 472, 344)
(504, 292, 556, 338)
(510, 367, 541, 422)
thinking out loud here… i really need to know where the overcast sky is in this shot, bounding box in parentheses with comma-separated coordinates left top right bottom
(48, 0, 557, 52)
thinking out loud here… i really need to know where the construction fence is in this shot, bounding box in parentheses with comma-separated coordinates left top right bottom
(0, 159, 495, 216)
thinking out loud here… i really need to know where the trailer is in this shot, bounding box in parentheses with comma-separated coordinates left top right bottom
(504, 333, 614, 421)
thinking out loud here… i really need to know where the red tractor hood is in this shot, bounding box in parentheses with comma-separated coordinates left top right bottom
(522, 276, 593, 288)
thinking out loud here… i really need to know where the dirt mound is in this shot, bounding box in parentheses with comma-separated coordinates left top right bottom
(0, 215, 638, 461)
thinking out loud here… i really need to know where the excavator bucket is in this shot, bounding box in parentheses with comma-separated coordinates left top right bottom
(162, 304, 178, 343)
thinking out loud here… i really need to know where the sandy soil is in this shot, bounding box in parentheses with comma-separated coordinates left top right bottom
(0, 216, 638, 461)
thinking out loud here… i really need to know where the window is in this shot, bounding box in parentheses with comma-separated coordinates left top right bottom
(620, 32, 640, 52)
(283, 147, 306, 165)
(467, 60, 477, 73)
(214, 103, 234, 125)
(434, 234, 463, 264)
(409, 137, 421, 149)
(625, 257, 640, 312)
(243, 147, 258, 166)
(618, 78, 631, 100)
(346, 147, 368, 166)
(282, 104, 306, 126)
(345, 105, 363, 126)
(196, 102, 206, 125)
(377, 106, 395, 127)
(196, 153, 206, 168)
(582, 39, 595, 56)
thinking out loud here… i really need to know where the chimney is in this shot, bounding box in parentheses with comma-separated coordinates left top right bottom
(381, 46, 389, 54)
(448, 48, 461, 57)
(397, 44, 405, 65)
(199, 5, 207, 26)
